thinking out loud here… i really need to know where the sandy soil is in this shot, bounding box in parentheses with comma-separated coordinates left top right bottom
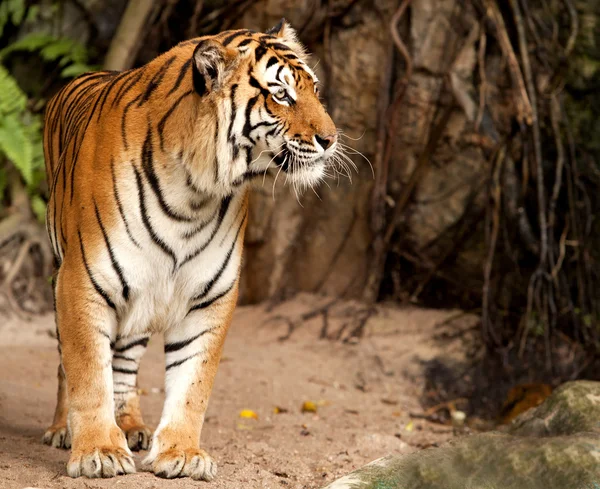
(0, 295, 477, 489)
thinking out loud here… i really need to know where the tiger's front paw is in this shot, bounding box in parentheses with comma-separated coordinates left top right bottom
(42, 423, 71, 449)
(67, 446, 136, 478)
(145, 448, 217, 481)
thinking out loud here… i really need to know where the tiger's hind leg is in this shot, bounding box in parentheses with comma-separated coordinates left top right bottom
(112, 335, 152, 451)
(42, 364, 71, 449)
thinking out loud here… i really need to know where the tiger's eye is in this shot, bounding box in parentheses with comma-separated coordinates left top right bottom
(274, 88, 286, 99)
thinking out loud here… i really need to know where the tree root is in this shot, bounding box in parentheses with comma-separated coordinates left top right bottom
(0, 214, 53, 319)
(268, 297, 377, 343)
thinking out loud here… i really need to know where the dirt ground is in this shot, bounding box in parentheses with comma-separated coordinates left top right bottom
(0, 294, 478, 489)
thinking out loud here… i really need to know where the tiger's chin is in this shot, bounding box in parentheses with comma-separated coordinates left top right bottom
(271, 149, 327, 191)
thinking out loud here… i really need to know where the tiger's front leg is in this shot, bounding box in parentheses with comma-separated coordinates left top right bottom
(56, 262, 135, 478)
(143, 289, 237, 481)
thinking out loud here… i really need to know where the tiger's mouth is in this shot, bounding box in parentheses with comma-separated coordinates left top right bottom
(270, 147, 325, 173)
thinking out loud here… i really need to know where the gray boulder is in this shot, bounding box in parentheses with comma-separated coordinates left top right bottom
(323, 381, 600, 489)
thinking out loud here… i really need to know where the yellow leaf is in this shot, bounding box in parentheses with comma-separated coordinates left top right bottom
(239, 409, 258, 420)
(405, 421, 414, 432)
(301, 401, 317, 413)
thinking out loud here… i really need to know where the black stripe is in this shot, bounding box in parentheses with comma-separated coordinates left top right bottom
(254, 44, 267, 63)
(267, 42, 293, 52)
(166, 353, 198, 371)
(181, 214, 216, 240)
(222, 30, 250, 46)
(110, 160, 141, 248)
(276, 65, 285, 82)
(96, 70, 131, 121)
(266, 56, 278, 69)
(249, 76, 271, 99)
(112, 69, 145, 107)
(113, 354, 136, 361)
(188, 283, 234, 314)
(179, 196, 232, 268)
(164, 330, 210, 353)
(93, 199, 130, 301)
(115, 337, 149, 353)
(158, 90, 194, 152)
(265, 125, 282, 138)
(227, 84, 238, 142)
(69, 80, 112, 203)
(242, 96, 260, 141)
(122, 93, 142, 150)
(141, 125, 193, 222)
(62, 83, 98, 136)
(237, 38, 253, 48)
(219, 201, 246, 246)
(193, 211, 246, 301)
(138, 56, 177, 106)
(259, 34, 276, 42)
(112, 366, 138, 375)
(133, 166, 178, 268)
(78, 229, 116, 310)
(248, 121, 277, 140)
(213, 118, 219, 182)
(168, 59, 192, 96)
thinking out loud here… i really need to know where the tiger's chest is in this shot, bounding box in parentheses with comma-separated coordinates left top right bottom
(96, 176, 247, 336)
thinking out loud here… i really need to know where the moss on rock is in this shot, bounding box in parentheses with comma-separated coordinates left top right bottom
(324, 381, 600, 489)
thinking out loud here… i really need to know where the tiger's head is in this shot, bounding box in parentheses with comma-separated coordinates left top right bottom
(188, 20, 338, 195)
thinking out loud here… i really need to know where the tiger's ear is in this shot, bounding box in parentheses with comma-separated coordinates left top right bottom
(266, 19, 307, 60)
(192, 39, 237, 96)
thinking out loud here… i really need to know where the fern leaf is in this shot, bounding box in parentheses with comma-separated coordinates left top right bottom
(0, 33, 55, 60)
(0, 64, 27, 115)
(0, 114, 33, 184)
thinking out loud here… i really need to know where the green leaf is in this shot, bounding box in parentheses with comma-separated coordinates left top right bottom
(40, 38, 78, 62)
(60, 63, 91, 78)
(24, 5, 39, 24)
(9, 0, 25, 26)
(0, 33, 56, 60)
(0, 0, 26, 37)
(0, 64, 27, 115)
(0, 114, 33, 184)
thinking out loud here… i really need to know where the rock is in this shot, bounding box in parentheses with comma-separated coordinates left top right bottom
(322, 381, 600, 489)
(507, 380, 600, 437)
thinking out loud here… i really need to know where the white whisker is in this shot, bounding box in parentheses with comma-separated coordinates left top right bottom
(262, 147, 287, 186)
(337, 129, 366, 141)
(271, 158, 285, 200)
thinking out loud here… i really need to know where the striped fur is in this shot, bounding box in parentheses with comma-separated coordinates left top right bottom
(41, 21, 337, 481)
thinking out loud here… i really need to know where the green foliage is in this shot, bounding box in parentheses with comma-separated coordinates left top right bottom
(0, 2, 94, 222)
(0, 0, 26, 37)
(0, 33, 93, 78)
(0, 64, 45, 211)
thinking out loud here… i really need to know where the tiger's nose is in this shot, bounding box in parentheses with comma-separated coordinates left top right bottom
(315, 134, 337, 151)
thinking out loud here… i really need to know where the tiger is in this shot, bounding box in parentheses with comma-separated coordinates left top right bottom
(41, 20, 337, 481)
